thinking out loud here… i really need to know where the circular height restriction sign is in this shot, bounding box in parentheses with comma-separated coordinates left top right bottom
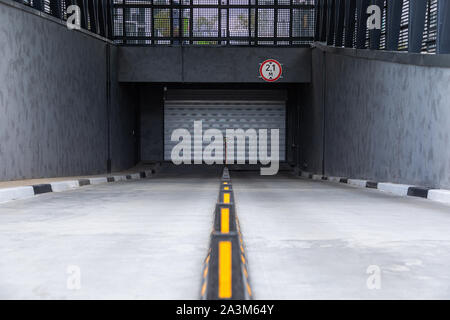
(259, 59, 282, 82)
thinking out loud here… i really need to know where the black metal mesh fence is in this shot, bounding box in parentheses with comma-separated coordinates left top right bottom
(14, 0, 113, 39)
(316, 0, 439, 54)
(112, 0, 316, 46)
(13, 0, 315, 46)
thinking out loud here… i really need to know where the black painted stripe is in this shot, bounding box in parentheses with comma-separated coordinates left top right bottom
(33, 184, 52, 195)
(78, 179, 90, 186)
(126, 175, 132, 180)
(321, 176, 328, 181)
(407, 187, 430, 198)
(340, 178, 348, 183)
(366, 181, 378, 189)
(107, 177, 115, 183)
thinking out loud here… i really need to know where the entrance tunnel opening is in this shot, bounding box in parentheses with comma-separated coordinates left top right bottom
(127, 83, 309, 173)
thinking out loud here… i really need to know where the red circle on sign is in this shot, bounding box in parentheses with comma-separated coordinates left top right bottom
(259, 59, 282, 82)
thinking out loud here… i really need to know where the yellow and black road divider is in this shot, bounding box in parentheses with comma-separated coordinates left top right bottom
(201, 167, 252, 300)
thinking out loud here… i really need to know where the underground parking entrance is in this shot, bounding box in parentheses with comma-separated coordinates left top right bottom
(135, 83, 305, 171)
(3, 0, 450, 305)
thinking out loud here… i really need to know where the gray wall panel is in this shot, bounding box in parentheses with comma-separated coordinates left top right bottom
(140, 85, 164, 162)
(182, 47, 311, 83)
(118, 47, 183, 83)
(299, 49, 324, 174)
(119, 47, 312, 83)
(305, 46, 450, 189)
(0, 2, 137, 180)
(110, 46, 139, 171)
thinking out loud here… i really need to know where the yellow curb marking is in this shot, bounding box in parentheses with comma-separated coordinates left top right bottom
(201, 282, 207, 296)
(246, 283, 252, 296)
(221, 208, 230, 233)
(218, 241, 232, 298)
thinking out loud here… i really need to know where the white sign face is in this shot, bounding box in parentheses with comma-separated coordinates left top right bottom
(259, 59, 282, 82)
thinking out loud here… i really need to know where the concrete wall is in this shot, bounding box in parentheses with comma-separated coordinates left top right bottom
(110, 47, 140, 171)
(0, 1, 137, 181)
(302, 45, 450, 189)
(118, 47, 312, 83)
(139, 85, 164, 162)
(298, 48, 325, 174)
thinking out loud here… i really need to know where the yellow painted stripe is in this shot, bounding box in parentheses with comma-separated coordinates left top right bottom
(201, 282, 207, 296)
(223, 182, 228, 185)
(221, 208, 230, 233)
(218, 241, 232, 298)
(203, 266, 209, 279)
(223, 193, 230, 204)
(246, 283, 252, 296)
(224, 186, 230, 190)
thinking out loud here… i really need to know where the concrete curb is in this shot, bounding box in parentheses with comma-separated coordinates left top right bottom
(50, 180, 79, 192)
(348, 179, 368, 188)
(0, 186, 35, 203)
(89, 177, 108, 185)
(428, 190, 450, 205)
(297, 170, 450, 205)
(0, 169, 156, 205)
(378, 183, 410, 196)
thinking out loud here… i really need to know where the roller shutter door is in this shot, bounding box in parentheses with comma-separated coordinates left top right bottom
(164, 100, 286, 163)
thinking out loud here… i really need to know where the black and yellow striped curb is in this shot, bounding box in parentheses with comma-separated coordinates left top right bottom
(201, 168, 252, 300)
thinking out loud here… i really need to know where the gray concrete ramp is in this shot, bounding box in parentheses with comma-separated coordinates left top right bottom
(232, 172, 450, 299)
(0, 165, 221, 299)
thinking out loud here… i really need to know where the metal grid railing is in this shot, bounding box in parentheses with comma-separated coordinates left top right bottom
(112, 0, 316, 46)
(422, 0, 438, 53)
(316, 0, 442, 54)
(13, 0, 113, 39)
(398, 0, 410, 50)
(399, 0, 437, 52)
